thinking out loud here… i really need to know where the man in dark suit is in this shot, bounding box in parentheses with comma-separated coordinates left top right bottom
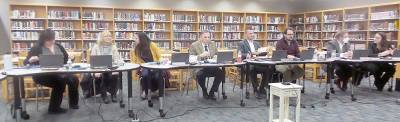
(238, 30, 271, 98)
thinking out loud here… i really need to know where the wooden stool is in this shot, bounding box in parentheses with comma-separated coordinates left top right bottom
(269, 83, 302, 122)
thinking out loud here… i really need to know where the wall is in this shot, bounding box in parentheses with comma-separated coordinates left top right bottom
(294, 0, 399, 12)
(0, 0, 10, 54)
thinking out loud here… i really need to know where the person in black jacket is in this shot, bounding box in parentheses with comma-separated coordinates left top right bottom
(362, 32, 395, 91)
(23, 29, 79, 114)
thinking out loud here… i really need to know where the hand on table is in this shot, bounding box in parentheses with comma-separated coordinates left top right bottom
(28, 56, 39, 63)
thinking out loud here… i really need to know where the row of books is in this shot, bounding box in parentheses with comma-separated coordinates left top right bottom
(145, 23, 167, 31)
(306, 16, 319, 23)
(305, 41, 321, 48)
(247, 25, 264, 32)
(115, 32, 135, 40)
(13, 42, 35, 51)
(200, 25, 218, 32)
(84, 42, 96, 49)
(349, 33, 366, 41)
(294, 33, 303, 40)
(305, 33, 320, 40)
(115, 23, 140, 31)
(346, 23, 366, 31)
(322, 33, 335, 40)
(200, 15, 220, 23)
(323, 24, 341, 32)
(224, 41, 239, 49)
(144, 13, 168, 21)
(223, 16, 243, 23)
(48, 10, 80, 19)
(268, 17, 285, 24)
(305, 25, 321, 31)
(156, 42, 170, 49)
(58, 42, 76, 49)
(267, 33, 283, 40)
(12, 32, 39, 40)
(370, 22, 397, 31)
(116, 41, 134, 50)
(223, 25, 241, 31)
(83, 22, 110, 31)
(82, 11, 106, 20)
(12, 21, 44, 29)
(223, 33, 241, 40)
(114, 12, 141, 21)
(173, 33, 197, 40)
(147, 32, 168, 40)
(173, 14, 196, 22)
(267, 41, 277, 46)
(11, 10, 36, 18)
(48, 21, 74, 30)
(371, 10, 398, 20)
(118, 52, 131, 60)
(345, 13, 366, 21)
(82, 32, 99, 40)
(323, 14, 340, 22)
(246, 16, 263, 23)
(292, 25, 304, 31)
(173, 24, 194, 31)
(267, 25, 280, 32)
(290, 17, 303, 24)
(54, 31, 76, 40)
(173, 42, 191, 49)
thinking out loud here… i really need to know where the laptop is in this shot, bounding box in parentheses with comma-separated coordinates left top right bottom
(171, 52, 189, 64)
(271, 50, 288, 61)
(39, 55, 64, 69)
(299, 49, 315, 60)
(90, 55, 112, 69)
(392, 49, 400, 57)
(217, 51, 233, 64)
(352, 50, 369, 60)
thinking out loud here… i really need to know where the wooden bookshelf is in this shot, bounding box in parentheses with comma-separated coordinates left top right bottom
(245, 12, 267, 46)
(290, 14, 305, 46)
(322, 9, 344, 47)
(266, 13, 288, 47)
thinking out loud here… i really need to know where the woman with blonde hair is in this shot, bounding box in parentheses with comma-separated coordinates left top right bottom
(90, 30, 124, 103)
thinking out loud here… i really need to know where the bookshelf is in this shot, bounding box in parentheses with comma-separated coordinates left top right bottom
(344, 7, 370, 49)
(304, 12, 322, 48)
(245, 12, 266, 46)
(266, 13, 288, 47)
(322, 9, 344, 47)
(369, 4, 399, 47)
(199, 11, 223, 48)
(172, 10, 198, 49)
(144, 9, 171, 49)
(222, 12, 245, 49)
(290, 14, 305, 46)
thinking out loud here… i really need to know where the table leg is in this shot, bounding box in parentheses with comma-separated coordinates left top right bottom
(302, 64, 306, 93)
(325, 63, 332, 99)
(269, 93, 274, 122)
(13, 76, 30, 121)
(296, 91, 301, 122)
(222, 67, 227, 99)
(159, 72, 166, 117)
(118, 71, 125, 108)
(279, 96, 285, 122)
(127, 70, 136, 118)
(284, 97, 289, 120)
(240, 65, 245, 107)
(245, 64, 250, 99)
(351, 69, 357, 101)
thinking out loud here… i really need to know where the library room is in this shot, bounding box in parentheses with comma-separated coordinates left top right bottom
(1, 0, 400, 122)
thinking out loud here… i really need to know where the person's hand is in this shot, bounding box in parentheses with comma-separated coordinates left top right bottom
(28, 56, 39, 63)
(94, 73, 101, 78)
(287, 55, 296, 59)
(379, 50, 392, 57)
(200, 52, 210, 58)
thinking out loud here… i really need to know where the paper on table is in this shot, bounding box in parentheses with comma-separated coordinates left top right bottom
(258, 47, 267, 53)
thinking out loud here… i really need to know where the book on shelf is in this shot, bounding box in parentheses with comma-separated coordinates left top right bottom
(12, 31, 39, 40)
(114, 11, 141, 21)
(54, 30, 75, 40)
(345, 13, 366, 21)
(12, 10, 36, 18)
(305, 41, 321, 48)
(83, 22, 110, 31)
(13, 42, 35, 51)
(84, 42, 96, 49)
(145, 23, 166, 31)
(216, 42, 222, 48)
(267, 33, 283, 40)
(305, 25, 320, 31)
(173, 41, 191, 49)
(370, 22, 397, 31)
(118, 51, 131, 60)
(173, 24, 194, 31)
(223, 33, 241, 40)
(48, 21, 74, 30)
(268, 17, 285, 24)
(306, 16, 319, 23)
(200, 25, 217, 32)
(349, 43, 366, 50)
(144, 13, 168, 21)
(346, 23, 365, 31)
(295, 33, 303, 40)
(83, 32, 100, 40)
(223, 16, 243, 23)
(146, 32, 168, 40)
(116, 41, 134, 50)
(290, 17, 303, 24)
(267, 25, 280, 32)
(267, 41, 277, 46)
(246, 16, 262, 23)
(48, 10, 80, 19)
(349, 33, 366, 41)
(292, 25, 303, 31)
(199, 15, 220, 23)
(223, 25, 240, 31)
(305, 33, 320, 40)
(370, 32, 397, 42)
(323, 33, 335, 40)
(173, 14, 196, 22)
(58, 41, 76, 50)
(155, 42, 170, 49)
(174, 33, 197, 41)
(371, 10, 398, 20)
(224, 41, 239, 49)
(323, 24, 341, 32)
(12, 21, 44, 29)
(115, 23, 140, 31)
(323, 14, 340, 22)
(115, 32, 136, 40)
(82, 11, 105, 20)
(247, 25, 264, 32)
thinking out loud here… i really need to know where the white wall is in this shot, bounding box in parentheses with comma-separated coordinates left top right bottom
(0, 0, 10, 54)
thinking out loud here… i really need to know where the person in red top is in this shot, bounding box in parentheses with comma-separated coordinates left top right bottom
(275, 27, 304, 83)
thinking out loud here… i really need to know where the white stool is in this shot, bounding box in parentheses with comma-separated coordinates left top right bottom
(269, 83, 302, 122)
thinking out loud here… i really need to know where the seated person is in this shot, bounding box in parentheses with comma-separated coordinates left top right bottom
(189, 31, 224, 100)
(131, 32, 163, 99)
(24, 29, 79, 114)
(275, 27, 304, 83)
(361, 32, 395, 91)
(90, 30, 124, 103)
(238, 29, 272, 98)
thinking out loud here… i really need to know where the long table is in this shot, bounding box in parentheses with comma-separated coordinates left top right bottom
(2, 63, 140, 122)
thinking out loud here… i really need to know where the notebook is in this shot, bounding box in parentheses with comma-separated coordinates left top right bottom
(39, 55, 64, 69)
(90, 55, 112, 69)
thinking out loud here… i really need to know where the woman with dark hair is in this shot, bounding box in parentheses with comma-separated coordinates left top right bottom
(362, 32, 395, 91)
(23, 29, 79, 114)
(131, 32, 162, 99)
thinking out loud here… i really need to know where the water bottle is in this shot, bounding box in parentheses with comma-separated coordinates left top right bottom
(67, 58, 72, 70)
(331, 50, 336, 58)
(237, 51, 242, 63)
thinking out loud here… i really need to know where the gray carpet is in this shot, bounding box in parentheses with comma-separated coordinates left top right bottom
(1, 73, 400, 122)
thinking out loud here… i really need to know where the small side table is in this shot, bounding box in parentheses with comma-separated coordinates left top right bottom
(269, 83, 302, 122)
